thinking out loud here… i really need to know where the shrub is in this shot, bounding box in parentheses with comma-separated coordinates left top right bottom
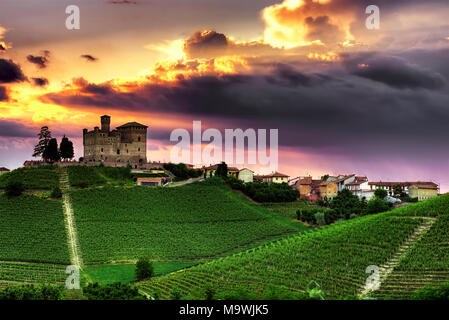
(412, 282, 449, 300)
(136, 257, 154, 281)
(5, 180, 25, 197)
(170, 288, 182, 300)
(330, 188, 362, 218)
(83, 282, 145, 300)
(0, 284, 63, 300)
(243, 182, 298, 203)
(204, 286, 216, 300)
(51, 187, 63, 199)
(365, 197, 390, 214)
(314, 212, 326, 226)
(374, 188, 388, 199)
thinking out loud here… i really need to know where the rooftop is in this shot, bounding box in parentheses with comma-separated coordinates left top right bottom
(116, 122, 148, 129)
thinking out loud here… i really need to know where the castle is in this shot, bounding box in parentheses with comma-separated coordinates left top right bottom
(83, 115, 148, 166)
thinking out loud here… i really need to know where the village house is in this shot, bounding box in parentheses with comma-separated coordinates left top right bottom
(369, 181, 439, 200)
(136, 177, 171, 187)
(202, 164, 239, 177)
(237, 168, 254, 183)
(261, 172, 290, 184)
(327, 174, 356, 191)
(295, 177, 338, 200)
(0, 167, 10, 175)
(345, 176, 375, 200)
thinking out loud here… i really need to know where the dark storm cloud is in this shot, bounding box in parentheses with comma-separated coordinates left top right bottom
(41, 49, 449, 158)
(0, 86, 8, 101)
(343, 53, 446, 90)
(0, 59, 26, 83)
(304, 16, 345, 45)
(81, 54, 98, 62)
(26, 54, 49, 69)
(32, 77, 49, 87)
(0, 120, 35, 138)
(184, 30, 228, 59)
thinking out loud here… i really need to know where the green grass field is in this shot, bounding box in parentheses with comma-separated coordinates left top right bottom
(0, 167, 59, 190)
(264, 200, 321, 219)
(0, 194, 70, 264)
(71, 184, 303, 264)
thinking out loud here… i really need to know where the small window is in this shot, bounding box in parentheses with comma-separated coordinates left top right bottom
(138, 136, 141, 142)
(127, 149, 129, 153)
(117, 149, 120, 155)
(138, 148, 141, 152)
(101, 148, 104, 152)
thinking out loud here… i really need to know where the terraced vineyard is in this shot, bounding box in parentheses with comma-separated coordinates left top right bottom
(0, 166, 59, 190)
(373, 207, 449, 299)
(137, 214, 422, 299)
(0, 262, 67, 285)
(67, 166, 107, 187)
(71, 184, 300, 264)
(0, 195, 70, 264)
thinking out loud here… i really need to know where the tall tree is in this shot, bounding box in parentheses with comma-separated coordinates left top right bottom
(32, 126, 52, 159)
(216, 162, 228, 178)
(43, 138, 60, 162)
(59, 135, 74, 161)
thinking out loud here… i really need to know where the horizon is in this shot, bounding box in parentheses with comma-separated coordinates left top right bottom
(1, 0, 449, 192)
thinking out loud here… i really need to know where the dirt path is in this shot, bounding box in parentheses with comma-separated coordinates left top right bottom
(358, 217, 436, 298)
(59, 167, 83, 268)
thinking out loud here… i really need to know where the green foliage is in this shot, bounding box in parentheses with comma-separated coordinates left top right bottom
(51, 187, 62, 199)
(137, 214, 421, 299)
(365, 197, 390, 214)
(67, 166, 107, 187)
(241, 182, 298, 203)
(0, 284, 63, 300)
(136, 257, 154, 281)
(412, 282, 449, 300)
(314, 212, 326, 226)
(0, 262, 67, 284)
(204, 286, 216, 300)
(330, 188, 362, 219)
(226, 176, 244, 190)
(5, 180, 24, 197)
(389, 194, 449, 217)
(297, 207, 337, 225)
(0, 194, 70, 263)
(0, 167, 59, 190)
(82, 282, 146, 300)
(264, 200, 321, 220)
(374, 188, 388, 199)
(215, 162, 228, 178)
(71, 184, 297, 263)
(163, 163, 202, 180)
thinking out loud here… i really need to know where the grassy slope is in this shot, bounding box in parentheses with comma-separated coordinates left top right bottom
(137, 194, 449, 299)
(264, 201, 321, 219)
(71, 184, 304, 264)
(0, 167, 59, 190)
(0, 195, 70, 264)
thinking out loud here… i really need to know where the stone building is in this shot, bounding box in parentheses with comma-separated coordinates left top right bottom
(83, 115, 147, 166)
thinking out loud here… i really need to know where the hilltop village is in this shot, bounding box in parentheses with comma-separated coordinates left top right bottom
(5, 115, 439, 203)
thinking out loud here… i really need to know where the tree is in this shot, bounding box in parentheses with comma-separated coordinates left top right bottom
(33, 126, 52, 159)
(215, 162, 228, 178)
(392, 184, 403, 197)
(321, 174, 329, 181)
(365, 197, 390, 214)
(374, 188, 388, 199)
(5, 180, 25, 197)
(330, 188, 362, 218)
(59, 135, 74, 161)
(135, 257, 153, 281)
(43, 138, 60, 162)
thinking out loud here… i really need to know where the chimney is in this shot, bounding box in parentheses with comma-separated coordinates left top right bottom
(101, 115, 111, 132)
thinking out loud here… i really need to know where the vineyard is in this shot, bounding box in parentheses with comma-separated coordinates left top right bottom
(0, 262, 67, 285)
(264, 201, 320, 220)
(389, 193, 449, 217)
(70, 184, 300, 264)
(0, 166, 59, 190)
(137, 213, 422, 299)
(0, 194, 70, 264)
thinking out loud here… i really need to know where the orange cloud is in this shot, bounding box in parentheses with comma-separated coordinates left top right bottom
(262, 0, 356, 48)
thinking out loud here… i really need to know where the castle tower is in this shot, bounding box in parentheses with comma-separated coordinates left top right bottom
(101, 115, 111, 132)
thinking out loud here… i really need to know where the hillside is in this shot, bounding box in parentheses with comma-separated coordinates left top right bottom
(0, 166, 59, 190)
(0, 194, 70, 264)
(137, 194, 449, 300)
(70, 182, 305, 264)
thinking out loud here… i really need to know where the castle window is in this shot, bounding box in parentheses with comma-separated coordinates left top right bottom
(117, 149, 120, 155)
(127, 149, 129, 153)
(101, 148, 104, 152)
(138, 136, 141, 142)
(138, 148, 140, 152)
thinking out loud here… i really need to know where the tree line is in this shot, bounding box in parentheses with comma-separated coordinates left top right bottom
(32, 126, 74, 162)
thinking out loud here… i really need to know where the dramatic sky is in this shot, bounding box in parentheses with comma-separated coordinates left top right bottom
(1, 0, 449, 191)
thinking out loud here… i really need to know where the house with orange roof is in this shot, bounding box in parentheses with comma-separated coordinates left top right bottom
(261, 172, 289, 184)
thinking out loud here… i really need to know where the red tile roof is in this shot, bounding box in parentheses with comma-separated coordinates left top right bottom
(0, 167, 10, 172)
(369, 181, 438, 188)
(263, 172, 289, 178)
